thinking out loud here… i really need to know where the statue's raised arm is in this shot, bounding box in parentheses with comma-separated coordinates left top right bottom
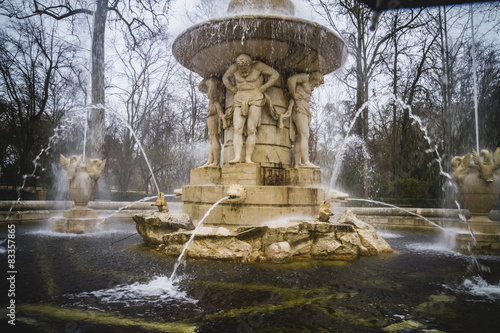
(254, 61, 279, 93)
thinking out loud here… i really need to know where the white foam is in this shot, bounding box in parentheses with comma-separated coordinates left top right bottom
(404, 242, 459, 255)
(461, 276, 500, 300)
(376, 230, 404, 239)
(67, 276, 197, 306)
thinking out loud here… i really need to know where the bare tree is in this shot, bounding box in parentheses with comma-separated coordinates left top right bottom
(0, 16, 82, 186)
(0, 0, 172, 161)
(107, 29, 176, 193)
(308, 0, 424, 196)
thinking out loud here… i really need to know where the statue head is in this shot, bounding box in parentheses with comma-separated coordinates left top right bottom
(310, 72, 324, 88)
(236, 54, 253, 76)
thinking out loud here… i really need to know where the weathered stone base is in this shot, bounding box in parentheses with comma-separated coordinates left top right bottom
(63, 207, 99, 219)
(184, 163, 325, 226)
(455, 232, 500, 256)
(464, 215, 500, 234)
(133, 212, 194, 245)
(51, 207, 107, 234)
(51, 217, 107, 234)
(152, 210, 393, 263)
(453, 217, 500, 255)
(182, 184, 323, 225)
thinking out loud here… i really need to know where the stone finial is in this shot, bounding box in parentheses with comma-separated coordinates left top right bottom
(227, 0, 295, 16)
(152, 192, 169, 212)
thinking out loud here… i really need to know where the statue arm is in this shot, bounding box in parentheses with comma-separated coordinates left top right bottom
(255, 62, 279, 93)
(287, 73, 308, 100)
(222, 64, 238, 94)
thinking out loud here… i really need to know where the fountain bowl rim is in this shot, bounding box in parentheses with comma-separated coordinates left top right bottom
(172, 14, 348, 77)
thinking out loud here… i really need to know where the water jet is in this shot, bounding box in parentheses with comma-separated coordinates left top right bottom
(136, 0, 394, 263)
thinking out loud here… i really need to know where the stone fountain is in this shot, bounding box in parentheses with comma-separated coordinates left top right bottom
(51, 154, 108, 234)
(134, 0, 393, 262)
(452, 148, 500, 255)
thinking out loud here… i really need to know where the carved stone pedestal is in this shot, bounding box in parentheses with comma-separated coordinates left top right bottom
(183, 163, 324, 226)
(455, 230, 500, 256)
(51, 206, 107, 234)
(190, 167, 221, 185)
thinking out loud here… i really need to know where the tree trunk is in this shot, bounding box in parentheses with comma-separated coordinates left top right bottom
(90, 0, 108, 161)
(90, 0, 108, 198)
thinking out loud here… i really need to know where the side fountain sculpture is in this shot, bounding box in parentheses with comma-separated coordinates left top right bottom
(52, 154, 107, 234)
(452, 148, 500, 254)
(152, 192, 169, 212)
(134, 0, 393, 262)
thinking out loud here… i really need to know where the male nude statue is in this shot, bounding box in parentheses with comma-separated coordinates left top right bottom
(287, 72, 324, 168)
(223, 54, 279, 164)
(199, 77, 225, 168)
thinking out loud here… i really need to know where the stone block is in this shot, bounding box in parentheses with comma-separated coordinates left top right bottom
(222, 163, 262, 185)
(241, 186, 288, 205)
(192, 203, 224, 225)
(289, 205, 319, 219)
(182, 202, 223, 225)
(287, 168, 322, 186)
(51, 217, 107, 234)
(190, 167, 221, 185)
(288, 187, 323, 206)
(182, 186, 202, 203)
(63, 207, 98, 218)
(201, 186, 224, 203)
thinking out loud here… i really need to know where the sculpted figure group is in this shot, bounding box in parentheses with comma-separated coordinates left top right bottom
(198, 54, 323, 169)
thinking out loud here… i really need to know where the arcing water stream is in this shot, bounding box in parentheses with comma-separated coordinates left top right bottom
(346, 198, 446, 231)
(170, 196, 231, 280)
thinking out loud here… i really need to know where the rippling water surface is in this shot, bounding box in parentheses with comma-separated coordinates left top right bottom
(1, 223, 499, 332)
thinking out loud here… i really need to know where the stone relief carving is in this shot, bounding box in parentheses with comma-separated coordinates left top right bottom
(222, 54, 279, 164)
(471, 148, 500, 183)
(85, 157, 106, 181)
(287, 72, 324, 169)
(451, 153, 471, 185)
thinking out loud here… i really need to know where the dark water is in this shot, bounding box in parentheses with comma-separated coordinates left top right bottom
(1, 223, 500, 332)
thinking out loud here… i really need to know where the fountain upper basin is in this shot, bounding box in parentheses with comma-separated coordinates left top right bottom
(172, 15, 347, 78)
